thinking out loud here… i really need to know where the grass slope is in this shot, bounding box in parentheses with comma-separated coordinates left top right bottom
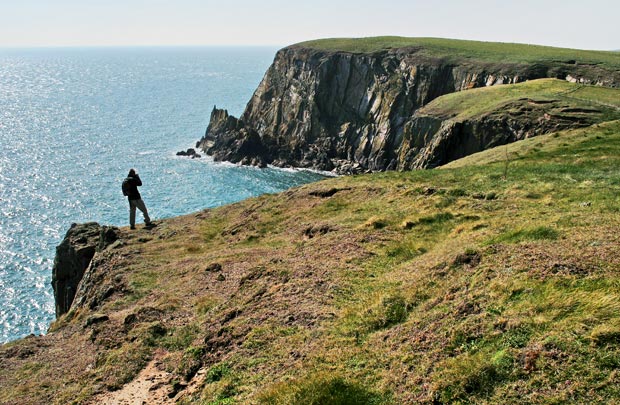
(295, 36, 620, 70)
(418, 78, 620, 121)
(2, 129, 620, 401)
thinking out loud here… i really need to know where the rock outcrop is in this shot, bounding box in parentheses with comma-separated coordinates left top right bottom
(176, 148, 202, 158)
(397, 98, 612, 169)
(51, 223, 119, 317)
(198, 43, 620, 173)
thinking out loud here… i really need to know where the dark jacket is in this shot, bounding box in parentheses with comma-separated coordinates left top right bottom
(125, 175, 142, 201)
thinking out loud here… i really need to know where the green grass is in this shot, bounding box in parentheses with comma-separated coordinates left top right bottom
(112, 112, 620, 403)
(487, 225, 559, 244)
(257, 372, 391, 404)
(417, 78, 620, 121)
(94, 341, 152, 390)
(126, 268, 160, 301)
(313, 120, 620, 403)
(294, 36, 620, 69)
(444, 119, 620, 170)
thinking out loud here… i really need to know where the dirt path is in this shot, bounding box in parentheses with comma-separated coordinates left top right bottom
(89, 350, 174, 405)
(88, 349, 209, 404)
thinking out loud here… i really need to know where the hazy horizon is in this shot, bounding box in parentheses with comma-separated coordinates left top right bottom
(0, 38, 618, 52)
(1, 0, 619, 51)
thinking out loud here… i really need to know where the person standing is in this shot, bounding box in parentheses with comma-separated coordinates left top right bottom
(122, 169, 152, 229)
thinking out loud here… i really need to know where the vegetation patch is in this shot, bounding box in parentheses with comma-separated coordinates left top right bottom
(295, 37, 620, 73)
(432, 349, 515, 402)
(419, 79, 620, 121)
(489, 226, 559, 244)
(257, 372, 390, 404)
(364, 216, 388, 229)
(590, 324, 620, 347)
(417, 212, 454, 225)
(177, 346, 206, 380)
(94, 341, 152, 390)
(159, 323, 201, 351)
(373, 294, 409, 330)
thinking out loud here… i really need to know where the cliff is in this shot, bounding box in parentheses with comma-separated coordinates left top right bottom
(51, 223, 120, 317)
(198, 37, 620, 173)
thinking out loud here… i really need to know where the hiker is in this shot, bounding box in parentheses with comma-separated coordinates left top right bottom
(122, 169, 152, 229)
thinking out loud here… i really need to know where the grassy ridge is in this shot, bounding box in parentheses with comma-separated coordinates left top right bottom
(193, 120, 620, 403)
(418, 78, 620, 120)
(295, 36, 620, 69)
(2, 123, 620, 403)
(251, 121, 620, 403)
(37, 119, 618, 404)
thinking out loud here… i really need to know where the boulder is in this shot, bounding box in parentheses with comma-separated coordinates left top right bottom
(176, 148, 202, 158)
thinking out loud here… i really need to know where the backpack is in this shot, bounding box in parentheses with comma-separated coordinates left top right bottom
(122, 178, 131, 196)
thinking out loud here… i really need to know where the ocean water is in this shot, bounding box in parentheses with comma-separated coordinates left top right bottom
(0, 47, 324, 343)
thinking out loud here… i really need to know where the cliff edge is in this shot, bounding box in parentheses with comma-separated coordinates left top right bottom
(51, 223, 120, 317)
(198, 37, 620, 173)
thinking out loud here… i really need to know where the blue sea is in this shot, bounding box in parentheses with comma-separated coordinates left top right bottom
(0, 47, 324, 343)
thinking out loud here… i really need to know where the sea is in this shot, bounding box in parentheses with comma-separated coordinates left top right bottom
(0, 46, 325, 343)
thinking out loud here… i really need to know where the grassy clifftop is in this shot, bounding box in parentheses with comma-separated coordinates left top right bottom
(294, 36, 620, 70)
(418, 78, 620, 121)
(1, 85, 620, 403)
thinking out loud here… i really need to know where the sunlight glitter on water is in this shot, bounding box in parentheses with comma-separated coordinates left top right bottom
(0, 47, 324, 343)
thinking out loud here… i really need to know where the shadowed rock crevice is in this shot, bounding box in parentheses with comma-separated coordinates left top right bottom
(51, 223, 120, 317)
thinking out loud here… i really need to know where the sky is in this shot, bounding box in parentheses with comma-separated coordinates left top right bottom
(1, 0, 619, 50)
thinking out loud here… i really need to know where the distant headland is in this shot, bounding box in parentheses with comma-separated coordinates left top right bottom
(197, 37, 620, 173)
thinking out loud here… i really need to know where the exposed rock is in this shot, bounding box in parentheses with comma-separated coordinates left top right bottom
(52, 223, 100, 318)
(176, 148, 202, 158)
(123, 307, 165, 330)
(84, 314, 109, 327)
(198, 45, 619, 173)
(51, 223, 120, 317)
(452, 250, 482, 268)
(205, 263, 223, 272)
(99, 226, 119, 249)
(200, 107, 265, 166)
(303, 224, 335, 239)
(239, 266, 266, 286)
(308, 187, 350, 198)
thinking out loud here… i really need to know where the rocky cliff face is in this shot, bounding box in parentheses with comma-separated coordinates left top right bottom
(198, 45, 619, 173)
(398, 98, 612, 169)
(51, 222, 119, 317)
